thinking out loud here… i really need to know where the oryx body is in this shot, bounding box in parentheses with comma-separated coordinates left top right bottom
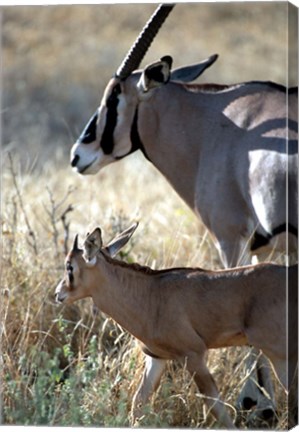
(69, 3, 298, 425)
(71, 64, 298, 267)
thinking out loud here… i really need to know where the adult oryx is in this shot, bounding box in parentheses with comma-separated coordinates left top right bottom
(70, 3, 298, 427)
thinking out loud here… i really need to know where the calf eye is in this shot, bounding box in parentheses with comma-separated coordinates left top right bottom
(66, 262, 74, 284)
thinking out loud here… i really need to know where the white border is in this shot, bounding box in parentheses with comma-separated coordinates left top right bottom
(2, 0, 298, 6)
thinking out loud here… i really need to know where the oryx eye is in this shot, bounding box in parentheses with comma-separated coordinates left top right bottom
(80, 111, 98, 144)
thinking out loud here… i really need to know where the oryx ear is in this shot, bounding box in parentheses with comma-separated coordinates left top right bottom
(105, 222, 139, 257)
(137, 56, 172, 93)
(83, 227, 103, 265)
(170, 54, 218, 82)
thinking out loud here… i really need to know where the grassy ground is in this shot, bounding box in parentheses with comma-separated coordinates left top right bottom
(1, 2, 295, 428)
(1, 155, 288, 428)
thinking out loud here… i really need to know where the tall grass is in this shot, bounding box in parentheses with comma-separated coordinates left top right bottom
(1, 153, 288, 428)
(1, 3, 293, 428)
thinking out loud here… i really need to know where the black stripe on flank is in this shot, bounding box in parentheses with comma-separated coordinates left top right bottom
(80, 111, 98, 144)
(100, 83, 121, 155)
(249, 81, 287, 93)
(251, 223, 298, 251)
(272, 223, 298, 238)
(289, 86, 298, 95)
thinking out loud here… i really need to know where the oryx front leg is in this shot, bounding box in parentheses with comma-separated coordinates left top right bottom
(186, 352, 236, 429)
(131, 355, 166, 425)
(216, 238, 251, 268)
(236, 349, 276, 427)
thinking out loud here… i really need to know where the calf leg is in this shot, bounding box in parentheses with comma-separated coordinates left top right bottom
(131, 355, 166, 425)
(186, 352, 236, 429)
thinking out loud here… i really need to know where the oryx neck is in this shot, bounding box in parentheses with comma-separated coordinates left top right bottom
(136, 87, 202, 209)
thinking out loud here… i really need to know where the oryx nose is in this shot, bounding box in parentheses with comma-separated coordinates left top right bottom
(71, 154, 80, 167)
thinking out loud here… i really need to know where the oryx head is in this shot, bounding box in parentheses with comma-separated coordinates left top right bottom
(70, 4, 217, 175)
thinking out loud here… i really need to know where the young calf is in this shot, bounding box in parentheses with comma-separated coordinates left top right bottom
(55, 223, 297, 428)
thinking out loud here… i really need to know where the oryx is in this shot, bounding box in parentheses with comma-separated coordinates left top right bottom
(69, 3, 298, 426)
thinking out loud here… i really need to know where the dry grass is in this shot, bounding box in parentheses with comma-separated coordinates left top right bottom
(2, 2, 294, 163)
(1, 154, 289, 428)
(1, 2, 294, 428)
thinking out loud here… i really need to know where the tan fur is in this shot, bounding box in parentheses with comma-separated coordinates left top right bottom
(55, 226, 297, 428)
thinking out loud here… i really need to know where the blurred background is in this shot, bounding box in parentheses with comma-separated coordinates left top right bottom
(2, 2, 296, 167)
(1, 3, 297, 428)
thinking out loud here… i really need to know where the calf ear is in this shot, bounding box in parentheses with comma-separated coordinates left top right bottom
(105, 222, 139, 257)
(83, 227, 103, 264)
(137, 56, 172, 93)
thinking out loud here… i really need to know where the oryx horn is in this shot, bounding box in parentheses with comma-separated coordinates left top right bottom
(116, 3, 175, 80)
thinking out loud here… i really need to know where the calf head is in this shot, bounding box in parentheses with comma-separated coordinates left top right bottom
(55, 222, 139, 305)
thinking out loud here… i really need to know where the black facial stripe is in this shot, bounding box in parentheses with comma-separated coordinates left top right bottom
(68, 272, 74, 284)
(66, 262, 74, 284)
(100, 83, 121, 155)
(80, 111, 98, 144)
(66, 262, 73, 272)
